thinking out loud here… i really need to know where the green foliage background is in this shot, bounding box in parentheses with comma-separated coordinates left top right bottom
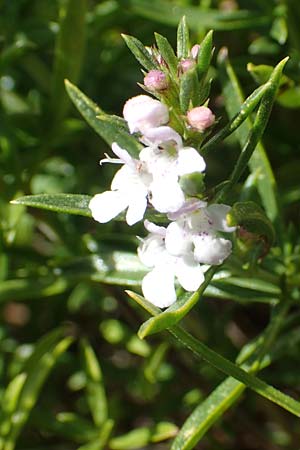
(1, 1, 300, 449)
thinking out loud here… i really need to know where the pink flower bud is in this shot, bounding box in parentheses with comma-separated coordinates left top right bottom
(191, 44, 200, 60)
(179, 58, 196, 73)
(144, 70, 168, 91)
(187, 106, 215, 132)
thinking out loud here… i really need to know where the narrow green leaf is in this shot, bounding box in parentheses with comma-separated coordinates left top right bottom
(202, 83, 268, 154)
(196, 30, 213, 80)
(81, 339, 108, 428)
(138, 267, 216, 339)
(216, 56, 288, 207)
(177, 17, 189, 59)
(154, 33, 178, 77)
(65, 80, 142, 157)
(11, 194, 92, 217)
(171, 298, 291, 450)
(51, 0, 86, 122)
(128, 291, 300, 418)
(179, 67, 199, 112)
(121, 34, 157, 71)
(217, 50, 281, 225)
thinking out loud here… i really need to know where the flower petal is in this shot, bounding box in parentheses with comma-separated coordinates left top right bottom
(174, 254, 205, 291)
(144, 220, 166, 236)
(142, 126, 182, 148)
(142, 266, 177, 307)
(111, 142, 135, 167)
(138, 234, 166, 267)
(206, 204, 236, 232)
(150, 176, 185, 213)
(177, 147, 206, 176)
(123, 95, 169, 133)
(126, 193, 147, 225)
(165, 221, 192, 256)
(193, 234, 232, 265)
(89, 191, 128, 223)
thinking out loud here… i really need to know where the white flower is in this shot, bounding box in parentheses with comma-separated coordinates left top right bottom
(166, 200, 235, 265)
(89, 143, 152, 226)
(138, 221, 205, 307)
(139, 126, 206, 213)
(123, 95, 169, 134)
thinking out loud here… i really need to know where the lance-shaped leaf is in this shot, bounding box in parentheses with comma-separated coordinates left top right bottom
(171, 300, 291, 450)
(11, 194, 92, 217)
(121, 34, 158, 71)
(179, 67, 199, 112)
(196, 30, 213, 81)
(65, 80, 142, 157)
(154, 33, 178, 77)
(127, 291, 300, 418)
(215, 56, 288, 207)
(217, 50, 284, 228)
(138, 267, 216, 339)
(201, 83, 268, 154)
(177, 16, 189, 59)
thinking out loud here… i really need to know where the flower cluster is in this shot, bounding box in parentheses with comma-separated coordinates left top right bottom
(89, 94, 235, 307)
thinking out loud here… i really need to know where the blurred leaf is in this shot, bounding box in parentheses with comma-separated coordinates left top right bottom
(0, 328, 73, 450)
(152, 422, 178, 442)
(126, 0, 271, 31)
(109, 427, 151, 450)
(65, 80, 142, 157)
(0, 252, 146, 303)
(144, 342, 169, 383)
(109, 422, 177, 449)
(32, 410, 98, 443)
(51, 0, 87, 122)
(11, 194, 92, 217)
(247, 63, 292, 87)
(77, 419, 114, 450)
(80, 339, 108, 428)
(277, 86, 300, 108)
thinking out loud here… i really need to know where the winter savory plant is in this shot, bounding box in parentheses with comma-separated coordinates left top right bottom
(11, 16, 300, 450)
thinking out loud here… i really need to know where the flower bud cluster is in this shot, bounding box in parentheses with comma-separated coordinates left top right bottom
(89, 94, 234, 307)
